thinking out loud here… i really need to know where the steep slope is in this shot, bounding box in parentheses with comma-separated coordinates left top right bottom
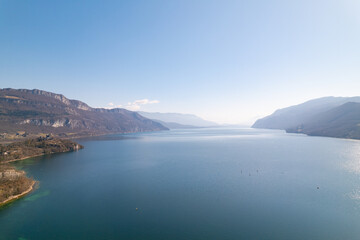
(138, 111, 217, 128)
(286, 102, 360, 139)
(252, 97, 360, 130)
(0, 88, 168, 138)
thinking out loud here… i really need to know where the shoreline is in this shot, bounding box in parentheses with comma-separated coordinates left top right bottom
(252, 127, 360, 142)
(0, 180, 36, 207)
(2, 146, 83, 164)
(0, 129, 169, 145)
(0, 138, 84, 164)
(0, 138, 84, 209)
(2, 153, 46, 164)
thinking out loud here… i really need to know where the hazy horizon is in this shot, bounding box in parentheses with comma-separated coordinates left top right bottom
(1, 0, 360, 124)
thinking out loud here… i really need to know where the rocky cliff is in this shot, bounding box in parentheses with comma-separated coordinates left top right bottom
(0, 88, 168, 139)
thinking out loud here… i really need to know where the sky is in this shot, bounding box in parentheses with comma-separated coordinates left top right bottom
(1, 0, 360, 125)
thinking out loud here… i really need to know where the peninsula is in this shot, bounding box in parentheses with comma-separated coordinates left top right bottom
(0, 137, 83, 207)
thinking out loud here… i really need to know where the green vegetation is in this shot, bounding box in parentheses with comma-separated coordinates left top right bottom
(0, 137, 83, 206)
(0, 137, 83, 163)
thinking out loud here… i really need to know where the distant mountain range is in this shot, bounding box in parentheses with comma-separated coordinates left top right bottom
(0, 88, 168, 139)
(138, 111, 218, 129)
(252, 97, 360, 139)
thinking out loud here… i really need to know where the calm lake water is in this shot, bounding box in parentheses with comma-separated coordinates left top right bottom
(2, 128, 360, 239)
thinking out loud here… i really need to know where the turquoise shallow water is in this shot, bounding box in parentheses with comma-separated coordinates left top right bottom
(2, 128, 360, 239)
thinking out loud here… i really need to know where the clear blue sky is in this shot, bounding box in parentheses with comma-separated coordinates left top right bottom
(1, 0, 360, 124)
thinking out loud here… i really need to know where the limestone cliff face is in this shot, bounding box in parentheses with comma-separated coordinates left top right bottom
(14, 89, 92, 111)
(20, 118, 86, 129)
(0, 88, 168, 136)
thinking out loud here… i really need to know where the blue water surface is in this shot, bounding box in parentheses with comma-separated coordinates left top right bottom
(1, 128, 360, 240)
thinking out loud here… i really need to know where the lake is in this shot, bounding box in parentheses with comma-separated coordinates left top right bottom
(1, 128, 360, 240)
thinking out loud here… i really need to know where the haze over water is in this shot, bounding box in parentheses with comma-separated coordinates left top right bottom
(1, 128, 360, 239)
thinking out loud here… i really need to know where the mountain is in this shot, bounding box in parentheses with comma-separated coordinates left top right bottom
(138, 112, 217, 128)
(0, 88, 168, 139)
(252, 97, 360, 130)
(148, 119, 200, 129)
(286, 102, 360, 139)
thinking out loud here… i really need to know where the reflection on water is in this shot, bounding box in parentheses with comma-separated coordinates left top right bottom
(348, 190, 360, 200)
(77, 134, 139, 142)
(1, 128, 360, 240)
(342, 142, 360, 174)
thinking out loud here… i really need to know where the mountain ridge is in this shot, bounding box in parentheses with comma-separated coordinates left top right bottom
(252, 96, 360, 140)
(0, 88, 168, 141)
(286, 102, 360, 139)
(138, 111, 217, 128)
(252, 96, 360, 130)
